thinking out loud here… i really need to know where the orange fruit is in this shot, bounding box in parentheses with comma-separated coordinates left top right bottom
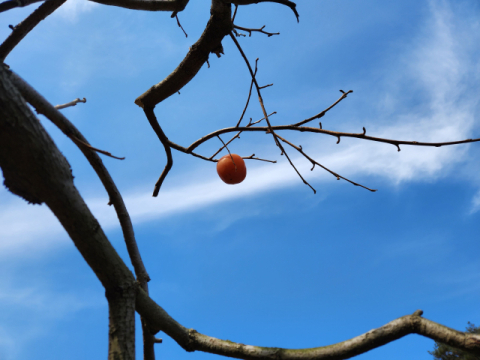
(216, 154, 247, 184)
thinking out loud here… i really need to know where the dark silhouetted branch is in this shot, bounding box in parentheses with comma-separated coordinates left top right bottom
(0, 0, 67, 61)
(229, 0, 299, 22)
(135, 0, 232, 108)
(89, 0, 188, 12)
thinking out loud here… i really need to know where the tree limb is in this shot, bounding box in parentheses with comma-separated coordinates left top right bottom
(6, 67, 157, 359)
(186, 124, 480, 152)
(0, 64, 137, 360)
(228, 0, 299, 22)
(136, 288, 480, 360)
(0, 0, 43, 12)
(89, 0, 189, 12)
(0, 0, 66, 61)
(134, 0, 232, 108)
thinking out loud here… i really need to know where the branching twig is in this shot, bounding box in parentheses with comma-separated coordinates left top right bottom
(54, 97, 86, 110)
(211, 112, 276, 160)
(229, 33, 280, 148)
(292, 90, 353, 127)
(187, 124, 480, 153)
(230, 32, 316, 192)
(242, 154, 276, 163)
(276, 134, 376, 192)
(233, 25, 279, 37)
(0, 0, 67, 61)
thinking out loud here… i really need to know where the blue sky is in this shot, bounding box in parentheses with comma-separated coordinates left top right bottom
(1, 0, 480, 359)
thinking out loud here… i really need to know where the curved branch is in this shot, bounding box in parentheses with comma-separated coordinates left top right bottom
(136, 289, 480, 360)
(0, 0, 43, 13)
(7, 66, 154, 359)
(0, 0, 66, 61)
(293, 90, 353, 127)
(143, 107, 174, 197)
(89, 0, 188, 12)
(229, 0, 299, 22)
(8, 68, 151, 286)
(276, 134, 376, 192)
(234, 24, 279, 37)
(187, 124, 480, 153)
(135, 0, 232, 108)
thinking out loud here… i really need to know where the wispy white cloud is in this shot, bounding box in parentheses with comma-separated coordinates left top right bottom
(469, 189, 480, 214)
(54, 0, 99, 21)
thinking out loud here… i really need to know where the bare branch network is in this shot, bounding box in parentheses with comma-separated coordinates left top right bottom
(1, 1, 479, 360)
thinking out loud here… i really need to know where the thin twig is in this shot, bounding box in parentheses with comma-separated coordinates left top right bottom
(259, 83, 273, 89)
(229, 33, 279, 148)
(143, 107, 173, 197)
(292, 90, 353, 127)
(217, 135, 236, 170)
(211, 111, 276, 160)
(231, 3, 238, 22)
(0, 0, 67, 61)
(276, 134, 376, 192)
(230, 32, 316, 192)
(0, 0, 43, 13)
(54, 97, 86, 110)
(175, 14, 188, 37)
(187, 124, 480, 153)
(71, 136, 125, 160)
(242, 154, 276, 163)
(232, 0, 299, 22)
(233, 24, 279, 37)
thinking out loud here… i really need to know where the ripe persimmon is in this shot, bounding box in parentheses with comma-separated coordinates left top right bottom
(216, 154, 247, 184)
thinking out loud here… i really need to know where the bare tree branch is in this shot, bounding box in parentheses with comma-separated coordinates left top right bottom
(136, 288, 480, 360)
(275, 133, 376, 192)
(234, 24, 279, 37)
(292, 90, 353, 127)
(0, 0, 66, 61)
(1, 64, 137, 360)
(229, 32, 316, 192)
(89, 0, 188, 12)
(6, 68, 158, 359)
(187, 124, 480, 153)
(229, 0, 299, 22)
(0, 0, 43, 12)
(54, 97, 86, 110)
(135, 0, 232, 108)
(143, 107, 174, 197)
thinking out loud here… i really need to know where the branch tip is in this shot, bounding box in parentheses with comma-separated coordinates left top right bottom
(412, 309, 424, 317)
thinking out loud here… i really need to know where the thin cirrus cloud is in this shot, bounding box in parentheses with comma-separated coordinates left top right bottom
(1, 0, 479, 255)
